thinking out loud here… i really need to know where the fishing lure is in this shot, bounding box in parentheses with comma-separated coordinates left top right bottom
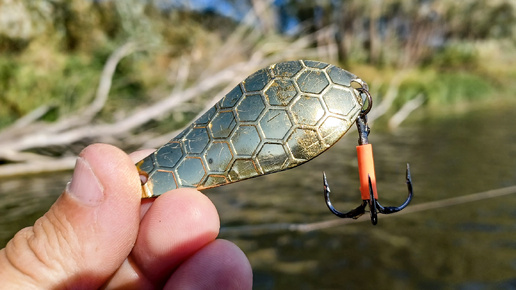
(136, 60, 413, 224)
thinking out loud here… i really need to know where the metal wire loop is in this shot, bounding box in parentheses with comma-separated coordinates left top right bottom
(357, 87, 373, 116)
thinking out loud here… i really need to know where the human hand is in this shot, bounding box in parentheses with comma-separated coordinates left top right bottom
(0, 144, 252, 289)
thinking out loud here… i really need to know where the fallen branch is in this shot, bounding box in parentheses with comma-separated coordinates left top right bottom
(367, 71, 407, 122)
(0, 54, 254, 155)
(0, 156, 77, 177)
(0, 105, 55, 141)
(9, 105, 55, 130)
(388, 93, 425, 129)
(87, 42, 140, 119)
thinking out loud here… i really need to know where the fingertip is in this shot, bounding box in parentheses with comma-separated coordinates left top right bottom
(73, 144, 142, 233)
(79, 144, 142, 201)
(63, 143, 143, 269)
(164, 239, 253, 290)
(133, 188, 220, 282)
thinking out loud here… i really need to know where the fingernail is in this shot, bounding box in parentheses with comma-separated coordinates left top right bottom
(66, 157, 104, 206)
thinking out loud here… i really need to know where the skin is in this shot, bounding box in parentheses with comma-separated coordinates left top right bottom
(0, 144, 253, 289)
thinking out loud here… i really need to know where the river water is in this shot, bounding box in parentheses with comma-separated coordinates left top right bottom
(1, 100, 516, 289)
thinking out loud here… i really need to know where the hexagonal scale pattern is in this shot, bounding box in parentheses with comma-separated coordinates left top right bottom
(259, 109, 292, 140)
(183, 127, 210, 154)
(236, 94, 265, 121)
(291, 95, 325, 126)
(231, 125, 261, 156)
(209, 111, 236, 138)
(323, 87, 358, 116)
(137, 60, 364, 197)
(176, 157, 206, 187)
(297, 69, 329, 94)
(155, 142, 183, 168)
(204, 142, 232, 172)
(264, 79, 297, 106)
(287, 128, 324, 161)
(256, 143, 289, 173)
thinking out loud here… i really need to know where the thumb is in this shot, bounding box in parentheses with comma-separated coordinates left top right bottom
(0, 144, 142, 289)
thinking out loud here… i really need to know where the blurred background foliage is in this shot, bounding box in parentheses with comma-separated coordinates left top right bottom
(1, 0, 516, 129)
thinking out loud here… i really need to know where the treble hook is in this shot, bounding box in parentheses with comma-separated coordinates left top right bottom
(323, 88, 413, 225)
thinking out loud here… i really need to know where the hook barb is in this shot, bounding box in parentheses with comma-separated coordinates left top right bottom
(376, 163, 413, 214)
(323, 172, 366, 219)
(322, 164, 413, 225)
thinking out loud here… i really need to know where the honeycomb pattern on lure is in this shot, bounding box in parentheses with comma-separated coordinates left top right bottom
(137, 60, 364, 197)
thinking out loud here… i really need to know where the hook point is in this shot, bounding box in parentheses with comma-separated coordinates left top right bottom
(406, 163, 412, 183)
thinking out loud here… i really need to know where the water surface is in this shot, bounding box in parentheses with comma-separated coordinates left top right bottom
(1, 101, 516, 289)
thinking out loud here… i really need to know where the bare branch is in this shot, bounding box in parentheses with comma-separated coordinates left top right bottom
(368, 71, 407, 122)
(170, 56, 191, 96)
(388, 94, 425, 130)
(0, 59, 249, 154)
(0, 157, 76, 177)
(47, 42, 141, 133)
(10, 105, 54, 129)
(0, 105, 54, 141)
(0, 41, 140, 147)
(87, 42, 140, 118)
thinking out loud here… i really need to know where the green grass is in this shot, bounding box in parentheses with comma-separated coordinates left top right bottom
(398, 70, 494, 106)
(0, 44, 155, 129)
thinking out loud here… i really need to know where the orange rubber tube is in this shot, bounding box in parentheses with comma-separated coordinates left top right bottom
(357, 144, 378, 200)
